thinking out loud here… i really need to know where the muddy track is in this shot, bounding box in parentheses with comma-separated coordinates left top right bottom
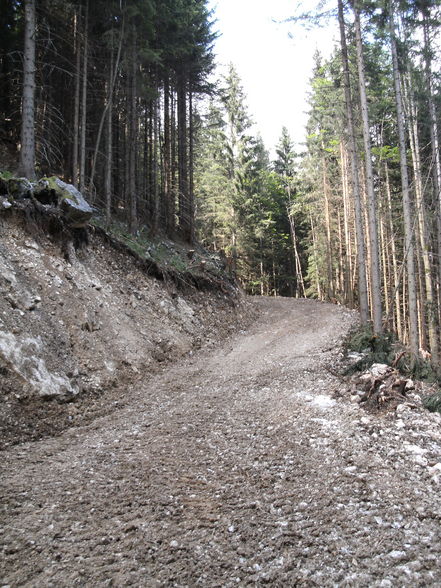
(2, 298, 441, 586)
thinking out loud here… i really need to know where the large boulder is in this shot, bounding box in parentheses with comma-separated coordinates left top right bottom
(34, 176, 93, 227)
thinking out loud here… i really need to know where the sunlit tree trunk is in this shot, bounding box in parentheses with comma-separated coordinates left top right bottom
(390, 8, 419, 356)
(340, 142, 354, 306)
(380, 217, 389, 319)
(338, 0, 368, 319)
(322, 145, 334, 300)
(353, 0, 382, 333)
(287, 207, 305, 297)
(309, 211, 322, 299)
(406, 80, 438, 362)
(384, 163, 402, 339)
(422, 10, 441, 333)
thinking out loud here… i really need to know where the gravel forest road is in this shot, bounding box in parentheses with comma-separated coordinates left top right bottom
(2, 297, 441, 587)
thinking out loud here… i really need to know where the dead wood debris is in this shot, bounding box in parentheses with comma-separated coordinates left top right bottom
(348, 363, 421, 413)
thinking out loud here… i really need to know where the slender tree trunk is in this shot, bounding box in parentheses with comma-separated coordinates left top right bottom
(79, 0, 88, 193)
(90, 16, 124, 197)
(406, 81, 439, 362)
(18, 0, 36, 179)
(390, 9, 419, 357)
(338, 0, 369, 320)
(422, 11, 441, 334)
(322, 146, 334, 300)
(128, 25, 137, 234)
(310, 211, 322, 299)
(287, 206, 305, 298)
(152, 96, 160, 235)
(178, 74, 190, 241)
(163, 77, 172, 235)
(381, 216, 390, 318)
(340, 142, 354, 307)
(170, 90, 177, 235)
(188, 90, 195, 244)
(384, 163, 402, 339)
(353, 0, 382, 333)
(105, 52, 113, 227)
(147, 100, 153, 217)
(72, 6, 81, 187)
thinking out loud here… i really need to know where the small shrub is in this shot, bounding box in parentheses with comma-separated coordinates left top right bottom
(394, 353, 441, 384)
(423, 390, 441, 414)
(344, 325, 394, 374)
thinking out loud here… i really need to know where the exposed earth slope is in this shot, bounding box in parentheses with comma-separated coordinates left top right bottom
(0, 211, 253, 447)
(2, 297, 441, 586)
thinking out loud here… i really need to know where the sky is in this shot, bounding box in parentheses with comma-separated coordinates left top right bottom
(207, 0, 338, 153)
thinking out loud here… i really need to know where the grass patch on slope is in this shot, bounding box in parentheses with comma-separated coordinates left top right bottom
(90, 217, 234, 293)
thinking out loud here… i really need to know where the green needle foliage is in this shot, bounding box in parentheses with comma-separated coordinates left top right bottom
(423, 391, 441, 415)
(344, 324, 395, 374)
(194, 66, 308, 295)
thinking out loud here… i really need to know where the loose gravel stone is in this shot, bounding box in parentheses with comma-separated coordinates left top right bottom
(1, 298, 441, 586)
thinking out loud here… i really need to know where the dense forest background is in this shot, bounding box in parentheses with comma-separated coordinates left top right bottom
(1, 0, 441, 364)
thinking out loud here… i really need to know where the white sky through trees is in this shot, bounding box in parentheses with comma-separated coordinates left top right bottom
(207, 0, 337, 152)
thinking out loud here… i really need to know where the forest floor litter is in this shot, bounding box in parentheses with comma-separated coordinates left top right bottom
(2, 296, 441, 586)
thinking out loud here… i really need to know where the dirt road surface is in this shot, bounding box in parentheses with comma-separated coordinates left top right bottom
(2, 298, 441, 586)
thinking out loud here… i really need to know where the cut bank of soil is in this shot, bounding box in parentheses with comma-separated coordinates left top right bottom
(2, 297, 441, 586)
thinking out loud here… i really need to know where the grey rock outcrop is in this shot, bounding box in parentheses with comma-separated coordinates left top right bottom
(34, 177, 93, 227)
(0, 331, 78, 400)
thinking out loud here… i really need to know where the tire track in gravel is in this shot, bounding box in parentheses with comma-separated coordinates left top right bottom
(2, 297, 441, 587)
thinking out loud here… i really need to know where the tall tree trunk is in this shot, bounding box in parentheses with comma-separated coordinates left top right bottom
(353, 0, 383, 333)
(105, 52, 113, 227)
(322, 146, 334, 300)
(406, 80, 439, 362)
(152, 96, 160, 235)
(338, 0, 369, 321)
(340, 142, 354, 306)
(128, 25, 137, 234)
(18, 0, 36, 179)
(163, 77, 172, 236)
(310, 211, 322, 299)
(380, 216, 389, 318)
(422, 10, 441, 334)
(384, 163, 403, 339)
(390, 8, 419, 357)
(170, 90, 177, 235)
(177, 73, 190, 241)
(188, 90, 195, 244)
(287, 206, 305, 298)
(89, 16, 124, 197)
(79, 0, 88, 193)
(72, 6, 81, 187)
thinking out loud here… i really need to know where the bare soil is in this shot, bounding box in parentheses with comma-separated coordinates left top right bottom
(0, 213, 254, 448)
(2, 297, 441, 586)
